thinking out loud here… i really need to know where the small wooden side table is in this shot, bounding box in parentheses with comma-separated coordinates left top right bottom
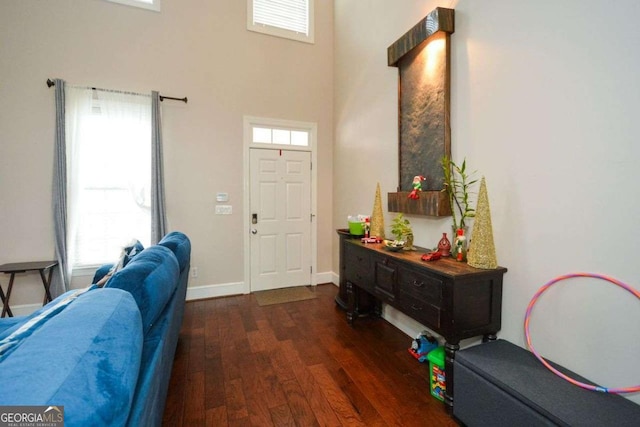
(0, 260, 59, 318)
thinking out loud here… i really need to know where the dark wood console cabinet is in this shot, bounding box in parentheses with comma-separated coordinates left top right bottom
(337, 229, 507, 413)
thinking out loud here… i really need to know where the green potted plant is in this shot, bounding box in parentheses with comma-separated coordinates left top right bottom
(390, 213, 414, 250)
(441, 157, 478, 260)
(441, 156, 478, 231)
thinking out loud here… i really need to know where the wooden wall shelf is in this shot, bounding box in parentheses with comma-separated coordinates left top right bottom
(388, 191, 451, 217)
(387, 7, 455, 67)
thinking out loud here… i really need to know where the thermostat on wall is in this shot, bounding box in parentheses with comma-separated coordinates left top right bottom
(216, 192, 229, 202)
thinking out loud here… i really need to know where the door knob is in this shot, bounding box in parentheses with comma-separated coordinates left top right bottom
(251, 229, 258, 234)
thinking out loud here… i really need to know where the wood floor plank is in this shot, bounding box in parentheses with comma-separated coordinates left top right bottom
(269, 403, 296, 427)
(220, 338, 244, 382)
(330, 365, 387, 427)
(268, 345, 297, 383)
(204, 354, 226, 409)
(253, 350, 289, 409)
(239, 299, 259, 333)
(278, 340, 343, 427)
(206, 407, 227, 426)
(245, 389, 275, 426)
(162, 335, 188, 425)
(339, 352, 409, 427)
(188, 326, 205, 373)
(183, 370, 206, 426)
(308, 363, 367, 427)
(224, 377, 249, 421)
(281, 378, 320, 427)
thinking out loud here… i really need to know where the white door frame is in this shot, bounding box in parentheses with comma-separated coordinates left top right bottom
(242, 116, 318, 294)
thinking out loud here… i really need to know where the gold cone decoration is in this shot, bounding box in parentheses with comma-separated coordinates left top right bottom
(370, 183, 385, 239)
(467, 177, 498, 269)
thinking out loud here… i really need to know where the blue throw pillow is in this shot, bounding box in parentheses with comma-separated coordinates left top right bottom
(96, 239, 144, 286)
(112, 239, 145, 272)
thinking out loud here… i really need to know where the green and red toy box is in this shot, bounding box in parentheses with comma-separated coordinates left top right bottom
(427, 346, 446, 401)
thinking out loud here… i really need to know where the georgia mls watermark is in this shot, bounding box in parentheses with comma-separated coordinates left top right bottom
(0, 406, 64, 427)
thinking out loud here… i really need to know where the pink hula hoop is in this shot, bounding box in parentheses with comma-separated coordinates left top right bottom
(524, 272, 640, 394)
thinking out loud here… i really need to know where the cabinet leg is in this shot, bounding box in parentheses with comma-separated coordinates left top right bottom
(373, 300, 382, 317)
(346, 281, 356, 325)
(482, 332, 497, 342)
(444, 341, 460, 414)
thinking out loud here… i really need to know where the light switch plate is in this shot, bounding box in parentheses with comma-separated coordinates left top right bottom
(215, 205, 232, 215)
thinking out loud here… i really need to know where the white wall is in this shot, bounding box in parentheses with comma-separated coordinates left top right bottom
(334, 0, 640, 403)
(0, 0, 333, 308)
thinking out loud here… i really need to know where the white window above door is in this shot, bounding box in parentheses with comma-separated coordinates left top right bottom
(252, 127, 309, 147)
(246, 117, 313, 150)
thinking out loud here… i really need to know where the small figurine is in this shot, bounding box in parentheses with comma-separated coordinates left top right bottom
(408, 175, 426, 199)
(454, 228, 467, 262)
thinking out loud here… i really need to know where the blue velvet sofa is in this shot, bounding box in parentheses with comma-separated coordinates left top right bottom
(0, 231, 191, 427)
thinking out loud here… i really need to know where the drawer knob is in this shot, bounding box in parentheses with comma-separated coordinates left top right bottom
(411, 304, 422, 311)
(413, 280, 424, 288)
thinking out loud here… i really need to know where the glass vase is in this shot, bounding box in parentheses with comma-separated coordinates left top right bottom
(404, 233, 414, 250)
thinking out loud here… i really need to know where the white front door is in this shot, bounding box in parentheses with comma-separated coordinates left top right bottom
(249, 148, 311, 292)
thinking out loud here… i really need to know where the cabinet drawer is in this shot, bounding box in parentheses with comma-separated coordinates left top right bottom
(373, 255, 397, 301)
(398, 267, 442, 306)
(344, 245, 371, 287)
(398, 291, 441, 329)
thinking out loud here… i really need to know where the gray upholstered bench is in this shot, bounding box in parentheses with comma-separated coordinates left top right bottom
(453, 339, 640, 426)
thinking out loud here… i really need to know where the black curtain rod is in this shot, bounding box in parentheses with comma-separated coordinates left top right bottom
(46, 79, 187, 103)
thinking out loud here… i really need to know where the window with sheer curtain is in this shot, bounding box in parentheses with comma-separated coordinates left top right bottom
(66, 87, 152, 268)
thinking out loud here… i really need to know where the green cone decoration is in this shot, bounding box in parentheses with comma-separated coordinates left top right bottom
(370, 183, 385, 239)
(467, 177, 498, 269)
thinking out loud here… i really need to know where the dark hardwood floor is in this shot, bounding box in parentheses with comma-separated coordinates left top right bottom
(162, 284, 459, 426)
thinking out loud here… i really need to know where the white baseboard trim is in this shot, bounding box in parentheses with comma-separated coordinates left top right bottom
(315, 271, 334, 285)
(329, 272, 339, 286)
(186, 281, 247, 301)
(186, 271, 335, 301)
(382, 305, 428, 339)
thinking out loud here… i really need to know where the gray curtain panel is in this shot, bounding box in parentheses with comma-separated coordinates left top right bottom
(151, 91, 167, 244)
(52, 78, 69, 297)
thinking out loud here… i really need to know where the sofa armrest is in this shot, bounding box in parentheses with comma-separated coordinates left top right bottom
(0, 288, 143, 426)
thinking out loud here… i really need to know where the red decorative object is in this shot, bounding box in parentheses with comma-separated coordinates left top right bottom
(454, 228, 466, 262)
(437, 232, 451, 257)
(421, 251, 442, 262)
(408, 175, 426, 199)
